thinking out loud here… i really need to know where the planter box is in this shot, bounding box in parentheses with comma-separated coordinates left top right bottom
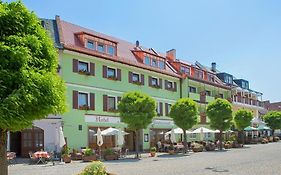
(104, 154, 118, 161)
(71, 153, 82, 160)
(63, 156, 71, 163)
(168, 150, 175, 155)
(192, 147, 203, 152)
(224, 144, 231, 149)
(83, 155, 97, 162)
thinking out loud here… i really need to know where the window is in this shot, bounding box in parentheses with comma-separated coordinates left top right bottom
(152, 59, 157, 67)
(206, 90, 211, 96)
(107, 96, 116, 110)
(208, 74, 215, 82)
(190, 133, 196, 139)
(78, 61, 89, 72)
(144, 56, 150, 65)
(219, 93, 224, 98)
(189, 86, 197, 93)
(167, 81, 173, 89)
(151, 77, 158, 86)
(195, 70, 203, 79)
(78, 92, 88, 107)
(107, 46, 115, 56)
(132, 73, 140, 82)
(159, 61, 165, 69)
(86, 40, 95, 50)
(107, 67, 116, 78)
(225, 75, 233, 84)
(205, 133, 211, 138)
(167, 104, 172, 114)
(97, 43, 105, 52)
(156, 102, 161, 115)
(180, 66, 190, 75)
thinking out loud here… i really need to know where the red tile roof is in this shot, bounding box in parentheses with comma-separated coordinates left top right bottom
(59, 20, 181, 78)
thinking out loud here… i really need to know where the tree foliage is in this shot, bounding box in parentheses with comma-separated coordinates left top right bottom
(0, 1, 66, 131)
(206, 98, 233, 131)
(206, 98, 232, 150)
(118, 91, 156, 158)
(169, 98, 198, 153)
(169, 98, 198, 130)
(118, 91, 156, 131)
(263, 111, 281, 132)
(234, 109, 253, 131)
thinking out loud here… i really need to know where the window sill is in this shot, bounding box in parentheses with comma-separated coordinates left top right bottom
(107, 109, 119, 113)
(79, 105, 90, 110)
(150, 85, 161, 89)
(78, 71, 91, 76)
(132, 81, 142, 86)
(107, 76, 119, 81)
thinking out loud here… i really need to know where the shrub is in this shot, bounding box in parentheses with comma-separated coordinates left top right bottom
(78, 161, 107, 175)
(104, 148, 115, 156)
(150, 147, 157, 152)
(84, 148, 93, 156)
(61, 146, 70, 156)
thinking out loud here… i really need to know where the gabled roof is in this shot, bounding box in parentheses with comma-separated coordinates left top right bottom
(58, 19, 180, 78)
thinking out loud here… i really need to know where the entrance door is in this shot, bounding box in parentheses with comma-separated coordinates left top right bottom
(21, 126, 44, 157)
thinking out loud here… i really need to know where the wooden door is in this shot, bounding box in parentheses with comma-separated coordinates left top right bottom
(21, 126, 44, 157)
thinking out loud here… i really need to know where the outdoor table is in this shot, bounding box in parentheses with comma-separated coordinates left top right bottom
(34, 151, 50, 164)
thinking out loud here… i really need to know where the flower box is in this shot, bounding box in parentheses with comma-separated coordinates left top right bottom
(78, 70, 91, 75)
(83, 155, 97, 162)
(62, 155, 71, 163)
(104, 154, 118, 161)
(132, 81, 142, 85)
(107, 76, 118, 81)
(79, 105, 90, 110)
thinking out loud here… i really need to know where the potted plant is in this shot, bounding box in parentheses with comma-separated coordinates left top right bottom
(150, 147, 157, 157)
(224, 141, 233, 149)
(192, 143, 203, 152)
(167, 145, 175, 154)
(273, 137, 280, 142)
(61, 146, 71, 163)
(71, 148, 82, 160)
(205, 142, 216, 151)
(104, 148, 118, 161)
(82, 148, 96, 162)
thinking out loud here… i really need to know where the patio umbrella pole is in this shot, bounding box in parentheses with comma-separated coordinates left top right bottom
(99, 146, 101, 160)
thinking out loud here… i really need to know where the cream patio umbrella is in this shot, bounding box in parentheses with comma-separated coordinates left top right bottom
(117, 128, 124, 147)
(170, 128, 177, 143)
(97, 128, 103, 159)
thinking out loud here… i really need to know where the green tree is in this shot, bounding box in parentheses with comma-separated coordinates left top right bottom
(206, 99, 233, 150)
(234, 109, 253, 144)
(0, 1, 66, 174)
(118, 91, 156, 158)
(169, 98, 198, 153)
(263, 111, 281, 136)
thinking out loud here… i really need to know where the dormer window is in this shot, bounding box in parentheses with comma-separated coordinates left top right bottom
(86, 40, 95, 50)
(208, 74, 215, 82)
(144, 56, 150, 65)
(152, 59, 158, 67)
(108, 46, 115, 56)
(180, 66, 190, 75)
(97, 43, 105, 53)
(195, 69, 204, 79)
(159, 61, 165, 70)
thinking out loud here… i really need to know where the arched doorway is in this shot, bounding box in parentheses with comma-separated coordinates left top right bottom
(14, 126, 44, 157)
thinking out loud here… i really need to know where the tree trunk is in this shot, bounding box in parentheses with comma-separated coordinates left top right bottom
(219, 130, 223, 150)
(272, 129, 275, 137)
(0, 129, 8, 175)
(183, 129, 188, 154)
(134, 130, 139, 159)
(241, 130, 245, 145)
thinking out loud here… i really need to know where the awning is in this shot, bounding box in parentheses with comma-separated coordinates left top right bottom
(244, 126, 258, 131)
(192, 127, 216, 133)
(165, 128, 192, 134)
(257, 125, 271, 130)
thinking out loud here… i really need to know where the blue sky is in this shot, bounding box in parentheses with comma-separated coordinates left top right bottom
(6, 0, 281, 102)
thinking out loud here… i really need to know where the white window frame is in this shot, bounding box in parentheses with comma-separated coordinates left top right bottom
(189, 86, 197, 93)
(86, 39, 96, 50)
(156, 101, 161, 115)
(78, 60, 90, 72)
(151, 76, 159, 86)
(107, 67, 117, 78)
(107, 95, 117, 110)
(78, 91, 90, 107)
(132, 72, 141, 83)
(166, 80, 174, 89)
(97, 42, 106, 53)
(205, 90, 212, 96)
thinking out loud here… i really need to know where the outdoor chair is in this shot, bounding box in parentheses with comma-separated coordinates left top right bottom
(29, 152, 39, 164)
(120, 148, 129, 158)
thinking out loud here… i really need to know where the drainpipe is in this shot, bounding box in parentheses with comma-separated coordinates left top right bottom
(180, 78, 183, 98)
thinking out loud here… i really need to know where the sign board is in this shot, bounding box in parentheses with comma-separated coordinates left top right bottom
(152, 119, 174, 126)
(85, 115, 121, 123)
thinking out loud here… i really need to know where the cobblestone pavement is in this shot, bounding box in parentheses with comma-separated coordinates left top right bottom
(9, 142, 281, 175)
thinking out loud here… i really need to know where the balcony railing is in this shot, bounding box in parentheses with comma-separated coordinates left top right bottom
(232, 97, 264, 108)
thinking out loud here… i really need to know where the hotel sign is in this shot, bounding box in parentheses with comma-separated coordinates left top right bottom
(152, 119, 174, 126)
(85, 115, 121, 123)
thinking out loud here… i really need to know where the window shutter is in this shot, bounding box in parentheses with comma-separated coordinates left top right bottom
(90, 63, 95, 76)
(159, 102, 163, 116)
(173, 82, 177, 92)
(90, 93, 95, 110)
(165, 80, 168, 90)
(73, 90, 78, 109)
(148, 76, 152, 87)
(103, 95, 108, 111)
(159, 78, 162, 89)
(128, 71, 132, 83)
(165, 103, 169, 116)
(102, 65, 107, 78)
(141, 74, 145, 85)
(117, 69, 121, 81)
(73, 59, 78, 73)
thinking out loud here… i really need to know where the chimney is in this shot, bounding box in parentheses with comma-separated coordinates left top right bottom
(135, 40, 140, 47)
(211, 62, 216, 72)
(166, 49, 176, 61)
